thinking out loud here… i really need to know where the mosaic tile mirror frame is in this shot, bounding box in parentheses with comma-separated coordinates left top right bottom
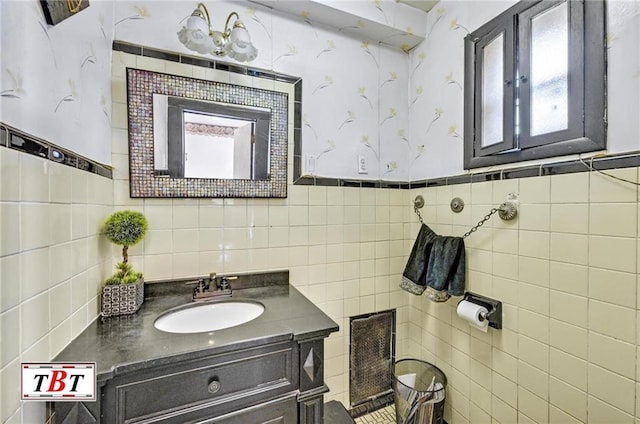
(127, 68, 289, 198)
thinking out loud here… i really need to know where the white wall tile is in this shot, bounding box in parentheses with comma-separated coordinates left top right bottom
(20, 292, 49, 350)
(588, 364, 636, 414)
(549, 376, 587, 422)
(589, 300, 636, 343)
(518, 386, 548, 423)
(49, 204, 71, 245)
(20, 155, 49, 202)
(0, 203, 20, 256)
(550, 233, 588, 265)
(1, 359, 20, 422)
(588, 332, 636, 379)
(588, 235, 636, 273)
(587, 395, 634, 424)
(549, 261, 588, 296)
(550, 204, 589, 234)
(0, 148, 20, 202)
(0, 255, 20, 312)
(590, 169, 638, 203)
(589, 203, 637, 237)
(20, 203, 50, 251)
(589, 267, 636, 308)
(550, 348, 587, 391)
(550, 173, 589, 204)
(20, 248, 50, 300)
(549, 290, 587, 328)
(0, 307, 19, 368)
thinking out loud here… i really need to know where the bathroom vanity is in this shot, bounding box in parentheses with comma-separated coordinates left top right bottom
(53, 272, 339, 423)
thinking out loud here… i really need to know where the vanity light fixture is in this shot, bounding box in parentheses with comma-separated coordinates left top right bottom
(177, 3, 257, 62)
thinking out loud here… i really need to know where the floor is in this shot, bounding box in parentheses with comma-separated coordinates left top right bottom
(354, 405, 396, 424)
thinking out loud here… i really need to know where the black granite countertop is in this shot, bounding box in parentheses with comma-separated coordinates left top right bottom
(54, 276, 339, 383)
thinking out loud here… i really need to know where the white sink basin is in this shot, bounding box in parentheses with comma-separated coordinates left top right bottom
(154, 300, 265, 334)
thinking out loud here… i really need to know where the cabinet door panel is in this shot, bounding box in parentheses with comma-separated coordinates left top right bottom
(207, 395, 298, 424)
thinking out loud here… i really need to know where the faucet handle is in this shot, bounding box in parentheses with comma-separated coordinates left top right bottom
(185, 278, 207, 293)
(218, 276, 237, 291)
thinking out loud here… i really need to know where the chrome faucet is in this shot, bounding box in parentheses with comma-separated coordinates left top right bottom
(188, 273, 237, 301)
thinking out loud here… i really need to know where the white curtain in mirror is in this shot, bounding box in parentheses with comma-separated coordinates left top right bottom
(153, 94, 169, 171)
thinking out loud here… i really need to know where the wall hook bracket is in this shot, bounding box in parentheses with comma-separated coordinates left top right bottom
(413, 195, 424, 209)
(450, 197, 464, 213)
(498, 201, 518, 220)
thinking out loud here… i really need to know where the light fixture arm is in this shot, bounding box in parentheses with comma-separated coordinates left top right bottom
(223, 11, 240, 36)
(195, 3, 212, 33)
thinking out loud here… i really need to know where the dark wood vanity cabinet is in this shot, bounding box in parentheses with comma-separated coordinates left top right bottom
(54, 337, 329, 424)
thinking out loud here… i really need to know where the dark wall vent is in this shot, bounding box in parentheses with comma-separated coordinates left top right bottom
(349, 309, 396, 416)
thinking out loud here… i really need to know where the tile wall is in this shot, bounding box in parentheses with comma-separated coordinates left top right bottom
(110, 51, 413, 407)
(0, 148, 113, 422)
(4, 45, 636, 424)
(408, 169, 640, 424)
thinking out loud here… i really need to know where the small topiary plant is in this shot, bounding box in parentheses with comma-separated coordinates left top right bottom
(104, 262, 143, 286)
(103, 210, 148, 285)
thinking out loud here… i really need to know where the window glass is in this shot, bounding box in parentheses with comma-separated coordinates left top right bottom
(463, 0, 604, 169)
(530, 1, 569, 136)
(481, 33, 504, 147)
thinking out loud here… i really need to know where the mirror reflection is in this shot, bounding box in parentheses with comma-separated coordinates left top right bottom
(153, 95, 271, 180)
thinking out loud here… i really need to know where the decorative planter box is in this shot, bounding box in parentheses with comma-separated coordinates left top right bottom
(101, 279, 144, 317)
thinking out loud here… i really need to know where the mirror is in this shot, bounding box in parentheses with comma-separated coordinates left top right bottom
(153, 95, 271, 180)
(127, 67, 292, 198)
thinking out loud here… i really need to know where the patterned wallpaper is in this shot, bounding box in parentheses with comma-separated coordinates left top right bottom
(113, 0, 412, 182)
(3, 1, 636, 181)
(409, 0, 640, 180)
(0, 1, 114, 164)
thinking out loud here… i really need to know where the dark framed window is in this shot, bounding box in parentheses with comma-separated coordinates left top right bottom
(463, 0, 606, 169)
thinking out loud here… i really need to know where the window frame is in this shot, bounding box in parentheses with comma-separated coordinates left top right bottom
(463, 0, 606, 170)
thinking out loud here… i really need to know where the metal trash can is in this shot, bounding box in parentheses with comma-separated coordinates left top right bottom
(392, 359, 447, 424)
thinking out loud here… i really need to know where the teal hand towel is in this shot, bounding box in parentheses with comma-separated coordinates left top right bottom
(400, 224, 466, 302)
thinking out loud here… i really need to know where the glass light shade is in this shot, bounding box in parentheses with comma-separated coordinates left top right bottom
(177, 14, 214, 54)
(225, 24, 257, 62)
(177, 8, 258, 62)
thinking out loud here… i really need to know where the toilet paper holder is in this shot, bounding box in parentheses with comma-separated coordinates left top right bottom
(461, 292, 502, 329)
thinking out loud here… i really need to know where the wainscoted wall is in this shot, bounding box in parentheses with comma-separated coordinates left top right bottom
(3, 2, 640, 424)
(405, 2, 640, 421)
(110, 51, 412, 407)
(0, 148, 113, 422)
(408, 170, 640, 424)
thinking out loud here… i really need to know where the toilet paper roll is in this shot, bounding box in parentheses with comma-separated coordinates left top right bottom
(457, 300, 489, 332)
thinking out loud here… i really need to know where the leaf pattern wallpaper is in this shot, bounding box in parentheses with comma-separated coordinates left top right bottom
(0, 1, 114, 164)
(409, 0, 640, 181)
(113, 0, 416, 181)
(2, 0, 638, 180)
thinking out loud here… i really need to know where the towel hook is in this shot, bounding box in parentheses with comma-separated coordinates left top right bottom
(450, 197, 464, 213)
(413, 195, 425, 225)
(413, 195, 424, 209)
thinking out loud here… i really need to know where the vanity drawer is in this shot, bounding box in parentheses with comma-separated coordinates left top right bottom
(207, 394, 298, 424)
(104, 341, 297, 423)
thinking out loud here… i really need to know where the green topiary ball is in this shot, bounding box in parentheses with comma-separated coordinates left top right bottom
(103, 210, 148, 248)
